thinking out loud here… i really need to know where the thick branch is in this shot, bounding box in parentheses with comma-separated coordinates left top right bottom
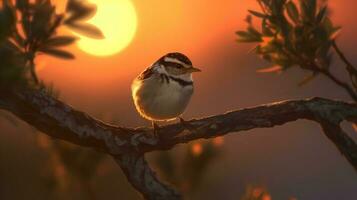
(114, 154, 181, 200)
(1, 87, 357, 199)
(0, 88, 142, 155)
(320, 121, 357, 167)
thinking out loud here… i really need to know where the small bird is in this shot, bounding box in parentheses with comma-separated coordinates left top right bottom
(131, 52, 201, 134)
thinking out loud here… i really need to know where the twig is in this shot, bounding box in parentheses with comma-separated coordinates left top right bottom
(319, 69, 357, 101)
(332, 40, 357, 74)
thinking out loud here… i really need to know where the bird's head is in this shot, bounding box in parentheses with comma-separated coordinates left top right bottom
(155, 52, 201, 76)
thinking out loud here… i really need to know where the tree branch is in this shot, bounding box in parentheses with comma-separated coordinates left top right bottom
(319, 121, 357, 167)
(114, 153, 181, 200)
(332, 40, 357, 74)
(319, 69, 357, 101)
(1, 87, 357, 199)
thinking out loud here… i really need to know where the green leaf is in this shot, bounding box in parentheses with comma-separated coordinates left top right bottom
(15, 0, 29, 11)
(3, 40, 22, 53)
(300, 0, 316, 21)
(323, 18, 341, 39)
(236, 31, 261, 43)
(66, 22, 104, 39)
(261, 19, 274, 36)
(248, 10, 267, 18)
(0, 43, 26, 86)
(308, 0, 317, 16)
(38, 48, 75, 59)
(44, 36, 77, 47)
(245, 14, 252, 24)
(12, 28, 25, 46)
(31, 0, 56, 40)
(247, 26, 261, 37)
(316, 6, 328, 24)
(65, 0, 97, 23)
(0, 2, 16, 40)
(285, 1, 299, 24)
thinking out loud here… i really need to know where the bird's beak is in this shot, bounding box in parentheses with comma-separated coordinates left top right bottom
(187, 67, 201, 73)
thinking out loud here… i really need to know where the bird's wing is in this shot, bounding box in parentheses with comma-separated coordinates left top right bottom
(138, 66, 155, 80)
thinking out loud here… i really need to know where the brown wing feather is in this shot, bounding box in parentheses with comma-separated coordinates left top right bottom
(138, 67, 155, 80)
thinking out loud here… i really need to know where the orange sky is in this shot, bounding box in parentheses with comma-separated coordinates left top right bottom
(3, 1, 357, 199)
(34, 0, 357, 124)
(38, 0, 253, 96)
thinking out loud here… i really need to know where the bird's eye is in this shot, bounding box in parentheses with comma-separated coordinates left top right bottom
(173, 64, 183, 69)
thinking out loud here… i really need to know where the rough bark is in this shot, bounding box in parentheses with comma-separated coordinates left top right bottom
(1, 87, 357, 199)
(114, 154, 181, 200)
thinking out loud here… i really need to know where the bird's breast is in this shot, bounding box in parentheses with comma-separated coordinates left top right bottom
(132, 77, 193, 121)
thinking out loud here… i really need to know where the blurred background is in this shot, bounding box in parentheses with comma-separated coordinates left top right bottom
(1, 0, 357, 199)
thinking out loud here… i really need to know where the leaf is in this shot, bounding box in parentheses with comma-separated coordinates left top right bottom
(316, 6, 328, 24)
(236, 27, 262, 43)
(323, 18, 341, 40)
(248, 10, 267, 18)
(247, 26, 261, 38)
(66, 22, 104, 39)
(31, 0, 56, 39)
(15, 0, 29, 11)
(285, 1, 299, 24)
(44, 36, 77, 47)
(308, 0, 317, 16)
(236, 31, 262, 42)
(12, 30, 25, 46)
(0, 2, 16, 40)
(300, 0, 316, 21)
(38, 48, 75, 59)
(262, 19, 274, 36)
(245, 14, 252, 24)
(65, 0, 97, 23)
(3, 40, 22, 53)
(257, 65, 283, 73)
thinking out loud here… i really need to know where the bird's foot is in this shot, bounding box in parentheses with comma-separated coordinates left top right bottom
(151, 121, 161, 139)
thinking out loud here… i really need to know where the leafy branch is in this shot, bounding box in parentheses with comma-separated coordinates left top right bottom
(0, 0, 103, 85)
(237, 0, 357, 101)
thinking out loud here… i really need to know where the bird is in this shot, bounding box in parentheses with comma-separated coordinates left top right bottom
(131, 52, 201, 136)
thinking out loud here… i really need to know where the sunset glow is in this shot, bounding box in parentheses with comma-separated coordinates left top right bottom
(75, 0, 137, 57)
(2, 0, 357, 199)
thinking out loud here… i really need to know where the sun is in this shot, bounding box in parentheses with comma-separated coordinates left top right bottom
(76, 0, 137, 57)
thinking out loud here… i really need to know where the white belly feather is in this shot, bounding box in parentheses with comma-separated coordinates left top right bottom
(132, 76, 193, 121)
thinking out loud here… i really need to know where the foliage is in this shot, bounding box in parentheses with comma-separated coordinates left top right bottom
(237, 0, 340, 84)
(0, 0, 103, 86)
(0, 1, 105, 198)
(0, 1, 26, 86)
(237, 0, 357, 103)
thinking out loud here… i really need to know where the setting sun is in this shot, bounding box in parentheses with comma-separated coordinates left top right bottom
(2, 0, 357, 199)
(75, 0, 137, 57)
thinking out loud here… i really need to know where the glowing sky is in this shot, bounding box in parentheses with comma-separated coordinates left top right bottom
(11, 0, 357, 198)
